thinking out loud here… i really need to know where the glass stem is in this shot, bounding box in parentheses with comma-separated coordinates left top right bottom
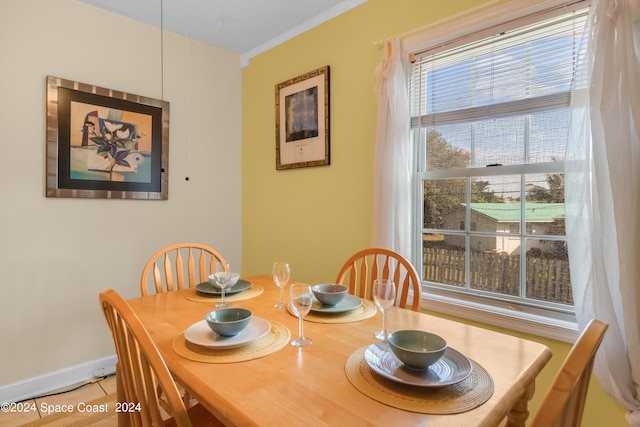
(221, 287, 225, 304)
(280, 287, 285, 305)
(299, 316, 304, 339)
(382, 311, 386, 335)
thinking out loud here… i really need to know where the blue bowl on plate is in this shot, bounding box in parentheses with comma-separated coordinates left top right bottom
(312, 284, 348, 306)
(205, 308, 252, 337)
(388, 330, 447, 370)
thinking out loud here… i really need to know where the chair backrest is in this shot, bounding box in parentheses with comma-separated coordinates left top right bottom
(100, 288, 194, 427)
(530, 319, 608, 427)
(335, 247, 421, 311)
(140, 243, 227, 296)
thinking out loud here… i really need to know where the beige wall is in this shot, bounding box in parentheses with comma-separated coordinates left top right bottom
(0, 0, 242, 386)
(241, 0, 628, 425)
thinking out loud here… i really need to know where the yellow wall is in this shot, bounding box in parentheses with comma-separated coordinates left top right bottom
(241, 0, 628, 425)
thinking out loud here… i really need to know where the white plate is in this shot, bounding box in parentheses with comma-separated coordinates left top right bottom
(310, 294, 363, 313)
(363, 341, 473, 387)
(184, 317, 271, 349)
(195, 279, 251, 296)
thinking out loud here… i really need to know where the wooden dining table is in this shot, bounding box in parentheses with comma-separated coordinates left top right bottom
(124, 274, 551, 427)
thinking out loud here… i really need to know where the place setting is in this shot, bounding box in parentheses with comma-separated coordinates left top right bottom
(345, 279, 494, 414)
(175, 263, 289, 362)
(184, 262, 264, 303)
(173, 305, 291, 363)
(288, 283, 377, 324)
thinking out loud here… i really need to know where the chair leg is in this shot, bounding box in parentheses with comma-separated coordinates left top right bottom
(116, 364, 131, 427)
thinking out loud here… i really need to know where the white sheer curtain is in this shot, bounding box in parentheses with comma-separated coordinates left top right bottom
(565, 0, 640, 424)
(373, 37, 412, 258)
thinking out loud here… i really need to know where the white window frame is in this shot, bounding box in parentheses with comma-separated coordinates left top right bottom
(405, 0, 591, 343)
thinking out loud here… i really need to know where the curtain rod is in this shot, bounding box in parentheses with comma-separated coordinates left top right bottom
(373, 0, 503, 47)
(373, 0, 588, 48)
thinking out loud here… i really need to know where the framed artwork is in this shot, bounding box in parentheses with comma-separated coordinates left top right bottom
(46, 75, 169, 199)
(275, 66, 330, 170)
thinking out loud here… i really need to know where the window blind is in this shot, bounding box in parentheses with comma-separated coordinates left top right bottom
(410, 7, 589, 127)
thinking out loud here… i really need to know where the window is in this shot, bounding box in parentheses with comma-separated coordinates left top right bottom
(410, 3, 589, 328)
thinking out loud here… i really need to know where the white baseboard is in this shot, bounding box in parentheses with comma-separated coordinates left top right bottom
(0, 354, 117, 404)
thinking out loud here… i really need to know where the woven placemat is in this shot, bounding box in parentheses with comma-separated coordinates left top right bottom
(184, 285, 264, 303)
(301, 300, 377, 324)
(345, 346, 494, 414)
(173, 321, 290, 363)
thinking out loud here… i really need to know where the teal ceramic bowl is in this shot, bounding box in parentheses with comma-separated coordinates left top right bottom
(312, 284, 348, 306)
(388, 330, 447, 370)
(205, 308, 252, 337)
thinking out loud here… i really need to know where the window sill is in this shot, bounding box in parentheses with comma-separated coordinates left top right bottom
(421, 292, 579, 343)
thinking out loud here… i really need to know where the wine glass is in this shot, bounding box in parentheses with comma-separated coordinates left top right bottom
(289, 283, 313, 347)
(372, 279, 396, 340)
(213, 262, 231, 308)
(272, 262, 290, 309)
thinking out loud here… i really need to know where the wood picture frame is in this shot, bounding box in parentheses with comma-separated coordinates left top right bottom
(275, 66, 329, 170)
(46, 75, 169, 199)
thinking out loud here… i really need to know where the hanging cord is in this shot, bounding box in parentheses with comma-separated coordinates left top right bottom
(184, 0, 190, 181)
(161, 0, 190, 181)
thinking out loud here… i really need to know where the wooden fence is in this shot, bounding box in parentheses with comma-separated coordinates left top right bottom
(423, 248, 573, 304)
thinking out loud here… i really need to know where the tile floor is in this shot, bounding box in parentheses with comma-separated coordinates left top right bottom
(0, 375, 117, 426)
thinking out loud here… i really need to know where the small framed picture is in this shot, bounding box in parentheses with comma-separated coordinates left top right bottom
(275, 66, 330, 170)
(46, 76, 169, 199)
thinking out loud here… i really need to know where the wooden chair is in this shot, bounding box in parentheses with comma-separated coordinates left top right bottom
(100, 288, 223, 427)
(335, 247, 421, 311)
(140, 243, 227, 296)
(529, 319, 608, 427)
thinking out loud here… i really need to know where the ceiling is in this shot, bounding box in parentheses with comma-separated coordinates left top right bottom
(77, 0, 367, 66)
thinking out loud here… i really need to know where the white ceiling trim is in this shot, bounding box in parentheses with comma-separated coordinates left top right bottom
(241, 0, 366, 67)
